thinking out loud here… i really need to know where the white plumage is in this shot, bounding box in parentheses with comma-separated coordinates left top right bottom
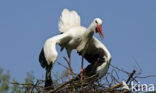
(39, 9, 111, 88)
(58, 9, 80, 33)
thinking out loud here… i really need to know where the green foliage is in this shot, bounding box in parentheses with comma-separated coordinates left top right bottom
(0, 68, 10, 93)
(0, 67, 35, 93)
(0, 67, 68, 92)
(24, 71, 35, 93)
(11, 79, 23, 93)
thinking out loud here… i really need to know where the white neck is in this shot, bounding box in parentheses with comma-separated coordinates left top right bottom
(85, 22, 96, 39)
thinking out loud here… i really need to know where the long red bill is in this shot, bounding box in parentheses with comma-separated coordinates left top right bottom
(97, 25, 104, 39)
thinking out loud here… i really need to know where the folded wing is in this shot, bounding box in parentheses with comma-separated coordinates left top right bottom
(77, 37, 111, 77)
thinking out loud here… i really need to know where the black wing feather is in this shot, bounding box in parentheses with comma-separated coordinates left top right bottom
(39, 48, 48, 68)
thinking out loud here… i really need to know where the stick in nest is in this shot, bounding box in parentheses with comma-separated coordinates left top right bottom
(111, 69, 136, 89)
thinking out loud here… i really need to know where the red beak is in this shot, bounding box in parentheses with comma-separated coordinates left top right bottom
(97, 25, 104, 39)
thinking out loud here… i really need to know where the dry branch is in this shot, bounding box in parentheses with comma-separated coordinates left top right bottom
(11, 58, 156, 93)
(111, 69, 136, 89)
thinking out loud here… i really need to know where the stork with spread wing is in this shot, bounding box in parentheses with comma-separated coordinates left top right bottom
(39, 9, 111, 88)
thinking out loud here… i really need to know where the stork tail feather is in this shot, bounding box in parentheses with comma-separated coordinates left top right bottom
(58, 9, 80, 33)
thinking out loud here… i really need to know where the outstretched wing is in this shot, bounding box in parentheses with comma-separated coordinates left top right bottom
(78, 37, 111, 77)
(58, 9, 81, 33)
(39, 34, 72, 68)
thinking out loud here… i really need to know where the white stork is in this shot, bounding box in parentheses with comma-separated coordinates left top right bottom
(39, 9, 111, 88)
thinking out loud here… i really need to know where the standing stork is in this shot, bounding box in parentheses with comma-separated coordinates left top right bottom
(39, 9, 111, 88)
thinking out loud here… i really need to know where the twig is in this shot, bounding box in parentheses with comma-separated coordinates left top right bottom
(11, 82, 34, 86)
(57, 61, 77, 76)
(126, 69, 136, 83)
(111, 82, 123, 89)
(63, 56, 74, 73)
(57, 61, 68, 70)
(111, 69, 136, 89)
(110, 64, 130, 74)
(30, 80, 42, 93)
(135, 75, 156, 79)
(11, 81, 44, 88)
(49, 74, 97, 93)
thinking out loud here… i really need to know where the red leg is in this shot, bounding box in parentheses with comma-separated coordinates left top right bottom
(81, 56, 84, 80)
(68, 57, 71, 80)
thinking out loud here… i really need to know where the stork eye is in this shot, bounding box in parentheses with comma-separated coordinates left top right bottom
(95, 20, 98, 24)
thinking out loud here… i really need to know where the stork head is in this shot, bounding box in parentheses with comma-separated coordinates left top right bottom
(94, 18, 104, 39)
